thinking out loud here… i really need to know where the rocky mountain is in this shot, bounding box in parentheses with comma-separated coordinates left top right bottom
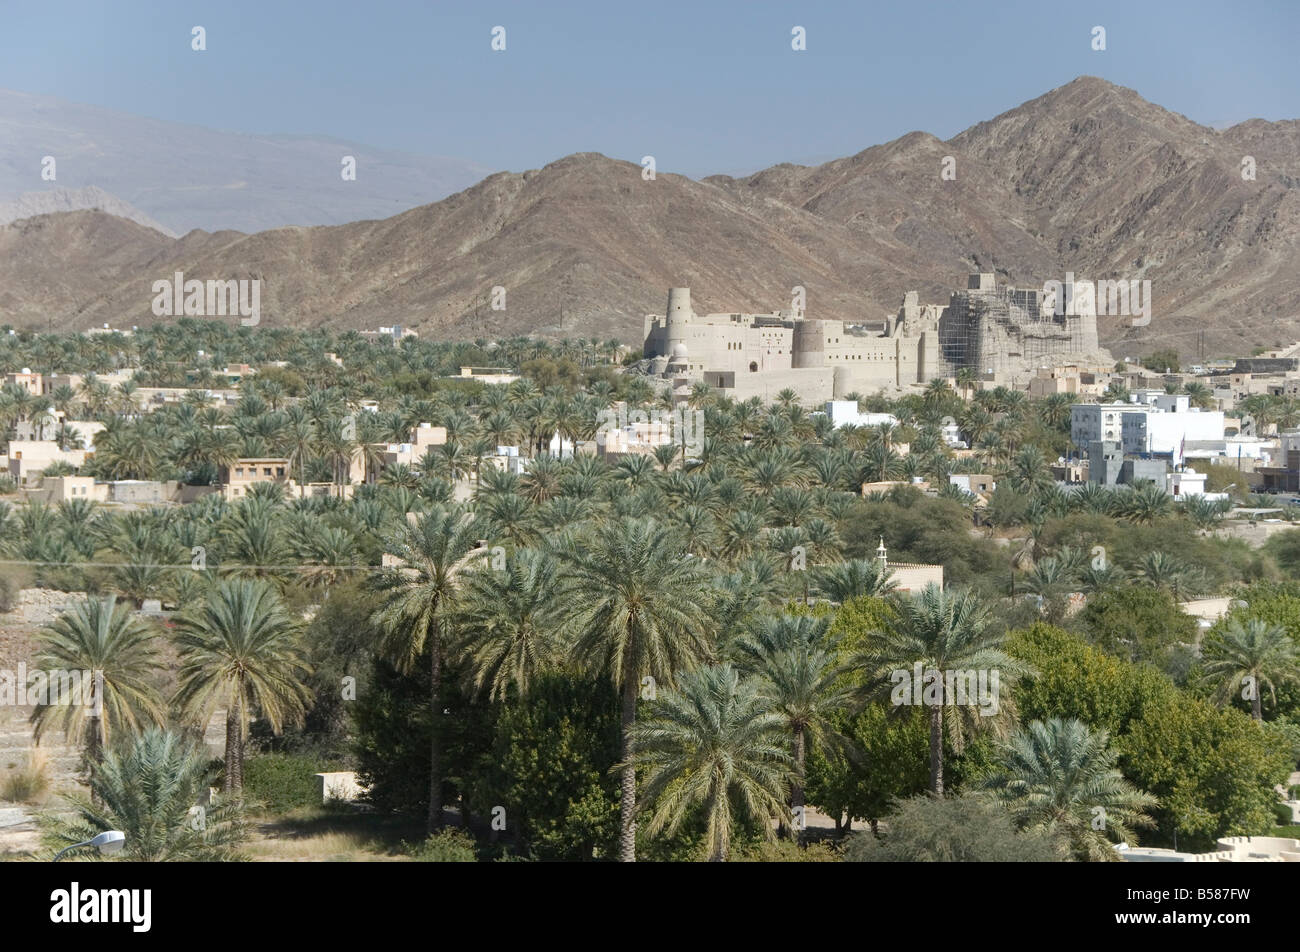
(1, 77, 1296, 359)
(0, 185, 177, 236)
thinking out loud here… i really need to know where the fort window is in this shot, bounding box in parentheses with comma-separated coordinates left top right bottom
(749, 362, 758, 372)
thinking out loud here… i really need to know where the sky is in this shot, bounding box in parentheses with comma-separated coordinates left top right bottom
(2, 0, 1297, 177)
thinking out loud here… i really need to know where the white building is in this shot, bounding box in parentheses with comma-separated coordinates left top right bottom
(1071, 400, 1225, 458)
(1122, 408, 1225, 456)
(825, 401, 899, 430)
(1070, 403, 1133, 447)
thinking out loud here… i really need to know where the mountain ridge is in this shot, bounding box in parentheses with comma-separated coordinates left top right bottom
(2, 76, 1297, 359)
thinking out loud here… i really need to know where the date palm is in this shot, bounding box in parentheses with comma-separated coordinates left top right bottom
(30, 597, 166, 767)
(734, 614, 852, 838)
(562, 517, 717, 862)
(43, 728, 247, 862)
(984, 718, 1157, 861)
(372, 504, 485, 831)
(172, 578, 311, 792)
(856, 585, 1028, 794)
(813, 558, 899, 603)
(1199, 617, 1300, 720)
(454, 548, 566, 701)
(626, 664, 792, 861)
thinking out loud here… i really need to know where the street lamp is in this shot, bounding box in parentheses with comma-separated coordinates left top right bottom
(53, 830, 126, 861)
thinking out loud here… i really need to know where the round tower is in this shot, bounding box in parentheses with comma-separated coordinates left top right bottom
(665, 287, 692, 354)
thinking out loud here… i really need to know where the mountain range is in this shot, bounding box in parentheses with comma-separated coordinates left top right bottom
(1, 77, 1297, 359)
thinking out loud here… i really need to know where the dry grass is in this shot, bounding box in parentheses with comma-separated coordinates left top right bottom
(244, 805, 422, 862)
(0, 748, 51, 805)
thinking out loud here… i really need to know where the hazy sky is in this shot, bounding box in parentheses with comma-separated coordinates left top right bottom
(3, 0, 1296, 177)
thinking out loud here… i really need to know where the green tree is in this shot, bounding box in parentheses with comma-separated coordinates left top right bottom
(1199, 616, 1299, 720)
(372, 504, 484, 831)
(42, 728, 247, 861)
(454, 547, 567, 701)
(1119, 695, 1293, 850)
(984, 717, 1157, 861)
(626, 664, 792, 862)
(734, 614, 853, 835)
(29, 597, 166, 767)
(562, 517, 716, 862)
(172, 578, 312, 793)
(856, 585, 1028, 794)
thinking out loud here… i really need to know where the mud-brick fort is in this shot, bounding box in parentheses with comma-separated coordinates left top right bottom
(641, 274, 1110, 403)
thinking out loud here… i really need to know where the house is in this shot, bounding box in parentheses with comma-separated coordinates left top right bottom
(219, 457, 291, 499)
(4, 369, 42, 396)
(22, 475, 107, 504)
(949, 473, 996, 496)
(6, 442, 87, 487)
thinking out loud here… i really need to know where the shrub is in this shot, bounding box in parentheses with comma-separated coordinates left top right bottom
(243, 752, 347, 814)
(0, 749, 50, 804)
(844, 795, 1069, 862)
(407, 828, 477, 862)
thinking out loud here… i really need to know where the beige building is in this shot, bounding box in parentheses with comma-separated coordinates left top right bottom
(220, 457, 292, 499)
(6, 442, 87, 486)
(642, 274, 1109, 404)
(4, 369, 42, 396)
(643, 288, 942, 404)
(875, 540, 944, 594)
(380, 423, 448, 470)
(23, 475, 106, 504)
(458, 367, 519, 386)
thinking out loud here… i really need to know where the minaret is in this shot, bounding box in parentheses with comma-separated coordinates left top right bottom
(665, 288, 692, 356)
(876, 537, 888, 567)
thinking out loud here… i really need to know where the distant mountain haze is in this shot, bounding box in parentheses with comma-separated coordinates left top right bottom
(0, 88, 492, 233)
(1, 77, 1297, 359)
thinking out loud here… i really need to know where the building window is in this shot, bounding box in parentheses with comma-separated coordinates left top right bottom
(749, 362, 758, 372)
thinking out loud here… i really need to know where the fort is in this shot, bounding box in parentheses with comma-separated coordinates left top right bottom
(641, 273, 1111, 402)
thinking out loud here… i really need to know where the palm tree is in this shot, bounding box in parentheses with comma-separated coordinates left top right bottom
(812, 558, 899, 603)
(1007, 445, 1055, 496)
(1117, 482, 1172, 524)
(43, 727, 247, 861)
(856, 585, 1028, 794)
(734, 614, 852, 837)
(1199, 617, 1300, 720)
(29, 597, 166, 767)
(626, 664, 792, 861)
(372, 504, 485, 831)
(984, 718, 1157, 861)
(454, 548, 566, 701)
(562, 517, 716, 862)
(172, 578, 312, 793)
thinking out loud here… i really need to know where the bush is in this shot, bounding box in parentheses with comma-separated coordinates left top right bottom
(0, 749, 49, 804)
(1272, 801, 1294, 826)
(407, 828, 477, 862)
(843, 795, 1069, 862)
(243, 752, 347, 814)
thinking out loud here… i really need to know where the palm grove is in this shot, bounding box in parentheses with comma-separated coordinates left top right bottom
(1, 320, 1298, 861)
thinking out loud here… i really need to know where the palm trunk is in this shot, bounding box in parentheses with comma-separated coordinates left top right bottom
(427, 638, 444, 833)
(619, 676, 638, 862)
(928, 706, 943, 795)
(792, 725, 806, 844)
(1251, 690, 1262, 721)
(224, 697, 242, 792)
